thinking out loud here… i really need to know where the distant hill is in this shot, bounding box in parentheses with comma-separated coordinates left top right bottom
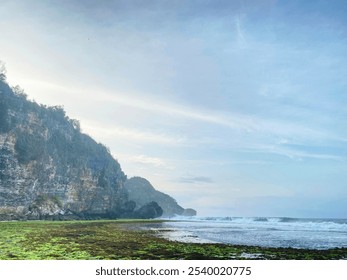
(125, 177, 196, 217)
(0, 66, 194, 220)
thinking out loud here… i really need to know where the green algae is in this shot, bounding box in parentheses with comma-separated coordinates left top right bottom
(0, 220, 346, 260)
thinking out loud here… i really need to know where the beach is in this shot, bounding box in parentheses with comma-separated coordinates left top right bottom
(0, 219, 346, 260)
(142, 216, 347, 249)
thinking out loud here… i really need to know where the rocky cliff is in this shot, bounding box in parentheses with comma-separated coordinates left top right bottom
(125, 177, 196, 217)
(0, 76, 165, 220)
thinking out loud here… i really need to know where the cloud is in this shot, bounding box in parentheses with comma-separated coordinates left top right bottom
(126, 155, 167, 167)
(24, 79, 343, 143)
(177, 176, 214, 184)
(82, 121, 185, 146)
(16, 79, 346, 163)
(235, 15, 247, 48)
(244, 143, 346, 161)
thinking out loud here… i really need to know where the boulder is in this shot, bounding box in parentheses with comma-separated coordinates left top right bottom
(182, 208, 197, 216)
(133, 201, 163, 219)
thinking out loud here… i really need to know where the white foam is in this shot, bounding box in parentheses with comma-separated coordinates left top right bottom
(162, 216, 347, 249)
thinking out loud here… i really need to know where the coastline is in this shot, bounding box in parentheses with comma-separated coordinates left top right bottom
(0, 219, 346, 260)
(146, 216, 347, 250)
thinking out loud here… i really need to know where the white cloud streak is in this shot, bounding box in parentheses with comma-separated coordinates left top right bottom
(21, 79, 342, 146)
(125, 154, 167, 167)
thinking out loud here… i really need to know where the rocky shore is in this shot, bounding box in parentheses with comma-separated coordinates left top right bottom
(1, 220, 346, 260)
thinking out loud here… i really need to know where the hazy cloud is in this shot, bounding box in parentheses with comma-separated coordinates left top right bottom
(177, 176, 214, 184)
(126, 155, 167, 167)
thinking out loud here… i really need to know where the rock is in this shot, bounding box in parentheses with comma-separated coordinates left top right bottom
(182, 208, 197, 216)
(125, 177, 186, 217)
(28, 194, 64, 219)
(133, 201, 163, 219)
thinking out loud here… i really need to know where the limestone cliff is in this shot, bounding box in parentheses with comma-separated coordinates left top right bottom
(125, 177, 196, 217)
(0, 78, 129, 220)
(0, 73, 195, 220)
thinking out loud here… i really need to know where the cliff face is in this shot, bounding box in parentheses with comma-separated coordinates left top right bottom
(0, 79, 130, 220)
(125, 177, 196, 217)
(0, 74, 197, 220)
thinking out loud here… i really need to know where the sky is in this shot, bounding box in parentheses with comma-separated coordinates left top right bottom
(0, 0, 346, 218)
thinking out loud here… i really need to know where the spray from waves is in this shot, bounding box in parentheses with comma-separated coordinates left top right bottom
(169, 216, 347, 232)
(160, 216, 347, 249)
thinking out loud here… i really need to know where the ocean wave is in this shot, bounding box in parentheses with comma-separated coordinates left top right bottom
(163, 216, 347, 249)
(169, 216, 347, 232)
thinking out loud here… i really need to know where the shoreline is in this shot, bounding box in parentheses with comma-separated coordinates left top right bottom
(146, 217, 347, 250)
(0, 219, 346, 260)
(127, 221, 347, 260)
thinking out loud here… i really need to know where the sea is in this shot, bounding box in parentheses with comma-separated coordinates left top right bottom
(143, 216, 347, 250)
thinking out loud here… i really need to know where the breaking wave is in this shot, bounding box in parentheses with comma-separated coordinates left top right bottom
(158, 216, 347, 249)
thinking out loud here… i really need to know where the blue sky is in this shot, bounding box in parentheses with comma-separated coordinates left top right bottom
(1, 0, 346, 217)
